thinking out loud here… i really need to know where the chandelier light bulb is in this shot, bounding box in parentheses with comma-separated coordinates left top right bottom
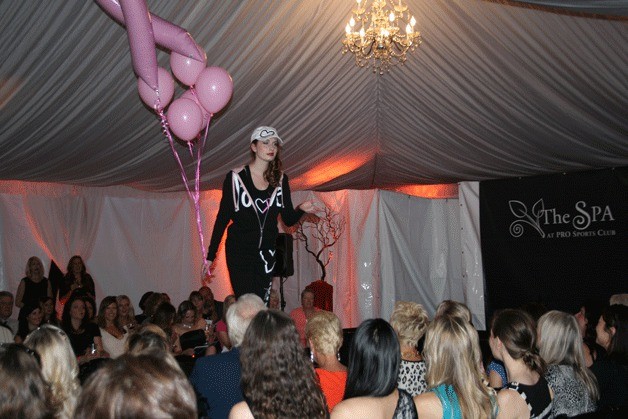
(389, 12, 395, 22)
(406, 24, 412, 34)
(350, 17, 355, 27)
(410, 16, 416, 26)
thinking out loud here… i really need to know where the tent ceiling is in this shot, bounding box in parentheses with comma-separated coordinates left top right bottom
(0, 1, 626, 193)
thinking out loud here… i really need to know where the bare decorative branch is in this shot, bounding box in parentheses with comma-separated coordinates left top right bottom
(292, 207, 345, 281)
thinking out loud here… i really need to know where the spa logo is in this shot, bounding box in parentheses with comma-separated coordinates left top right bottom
(508, 199, 615, 238)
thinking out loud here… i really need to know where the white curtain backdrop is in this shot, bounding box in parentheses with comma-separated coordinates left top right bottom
(0, 181, 485, 328)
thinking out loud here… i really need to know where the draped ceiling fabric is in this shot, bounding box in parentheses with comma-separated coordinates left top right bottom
(0, 1, 625, 192)
(0, 1, 626, 327)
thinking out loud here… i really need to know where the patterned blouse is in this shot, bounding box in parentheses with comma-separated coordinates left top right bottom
(397, 359, 428, 396)
(545, 364, 596, 417)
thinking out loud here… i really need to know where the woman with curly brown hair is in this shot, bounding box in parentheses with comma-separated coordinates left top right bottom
(229, 309, 327, 418)
(206, 126, 317, 302)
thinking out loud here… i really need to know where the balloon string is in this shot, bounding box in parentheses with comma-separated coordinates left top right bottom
(158, 107, 211, 276)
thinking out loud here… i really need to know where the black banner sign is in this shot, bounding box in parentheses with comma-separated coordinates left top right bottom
(480, 167, 627, 317)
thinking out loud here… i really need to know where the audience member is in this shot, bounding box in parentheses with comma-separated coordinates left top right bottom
(230, 309, 327, 418)
(14, 302, 43, 343)
(574, 301, 605, 368)
(151, 301, 182, 354)
(332, 318, 417, 418)
(590, 304, 628, 410)
(116, 294, 137, 331)
(24, 324, 80, 419)
(82, 295, 97, 323)
(199, 285, 223, 322)
(537, 310, 598, 417)
(190, 293, 266, 419)
(306, 310, 347, 411)
(0, 291, 18, 334)
(125, 323, 168, 350)
(414, 316, 497, 419)
(390, 300, 429, 396)
(134, 291, 154, 324)
(290, 288, 320, 347)
(61, 295, 104, 364)
(434, 299, 472, 323)
(74, 352, 197, 419)
(215, 294, 236, 351)
(141, 292, 168, 324)
(96, 296, 127, 358)
(40, 295, 59, 326)
(173, 300, 215, 356)
(490, 309, 553, 418)
(15, 256, 52, 308)
(59, 255, 96, 302)
(0, 343, 50, 419)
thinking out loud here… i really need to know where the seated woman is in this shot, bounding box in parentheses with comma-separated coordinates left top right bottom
(230, 310, 327, 418)
(590, 304, 628, 411)
(24, 324, 80, 419)
(151, 301, 185, 355)
(96, 296, 128, 359)
(490, 309, 553, 418)
(15, 256, 51, 309)
(215, 294, 236, 351)
(390, 301, 429, 396)
(116, 294, 137, 331)
(14, 303, 43, 344)
(172, 300, 215, 356)
(59, 255, 96, 303)
(0, 343, 49, 419)
(414, 316, 497, 418)
(39, 295, 59, 326)
(74, 353, 197, 419)
(434, 299, 472, 323)
(537, 310, 598, 417)
(61, 295, 105, 364)
(306, 310, 347, 411)
(331, 318, 417, 418)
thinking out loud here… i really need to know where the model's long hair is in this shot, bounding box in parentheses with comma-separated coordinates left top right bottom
(538, 310, 599, 401)
(25, 325, 80, 419)
(491, 309, 545, 375)
(344, 318, 400, 399)
(239, 309, 327, 418)
(424, 316, 497, 418)
(250, 140, 283, 187)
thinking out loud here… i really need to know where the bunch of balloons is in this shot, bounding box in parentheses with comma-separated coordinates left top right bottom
(96, 0, 233, 141)
(95, 0, 232, 274)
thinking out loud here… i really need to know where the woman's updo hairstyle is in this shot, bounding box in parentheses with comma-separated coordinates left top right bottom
(491, 308, 545, 375)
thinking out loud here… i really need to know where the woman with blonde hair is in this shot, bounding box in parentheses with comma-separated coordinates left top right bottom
(24, 324, 80, 419)
(116, 295, 137, 331)
(306, 310, 347, 411)
(434, 300, 472, 323)
(537, 310, 598, 416)
(414, 315, 497, 418)
(16, 256, 51, 308)
(390, 301, 429, 396)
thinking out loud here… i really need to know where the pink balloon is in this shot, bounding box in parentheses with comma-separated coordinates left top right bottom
(167, 98, 203, 141)
(95, 0, 205, 62)
(170, 51, 207, 86)
(181, 89, 210, 129)
(195, 67, 233, 114)
(137, 67, 175, 110)
(119, 0, 158, 90)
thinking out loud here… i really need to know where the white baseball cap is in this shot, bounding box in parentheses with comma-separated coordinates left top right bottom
(250, 126, 283, 145)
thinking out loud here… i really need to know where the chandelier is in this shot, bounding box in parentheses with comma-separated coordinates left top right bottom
(342, 0, 422, 74)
